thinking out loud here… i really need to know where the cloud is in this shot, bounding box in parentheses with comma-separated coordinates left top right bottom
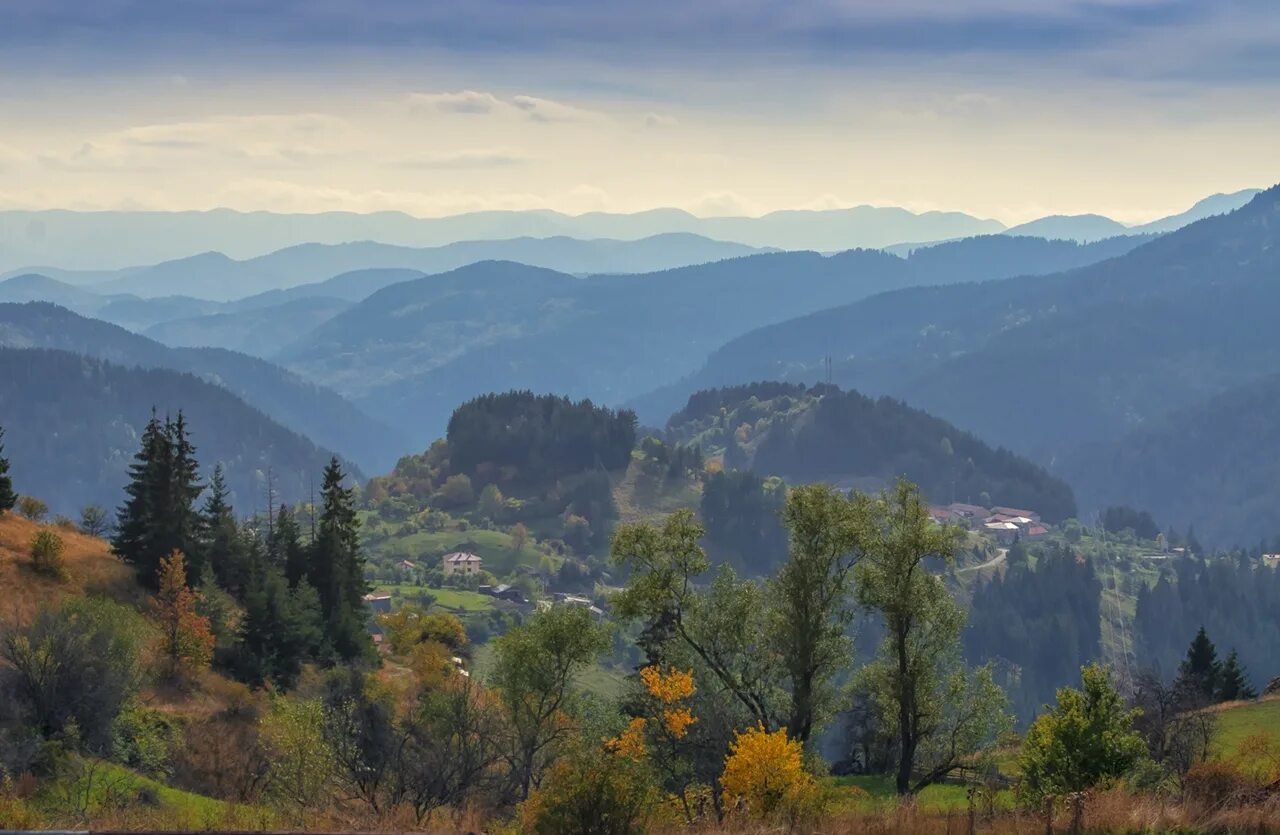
(405, 90, 603, 123)
(38, 113, 352, 172)
(405, 90, 503, 115)
(644, 112, 678, 128)
(391, 148, 533, 169)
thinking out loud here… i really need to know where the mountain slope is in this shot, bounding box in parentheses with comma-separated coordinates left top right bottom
(0, 302, 404, 471)
(667, 382, 1076, 522)
(307, 232, 1166, 447)
(144, 296, 353, 357)
(0, 348, 352, 515)
(656, 185, 1280, 465)
(1063, 372, 1280, 546)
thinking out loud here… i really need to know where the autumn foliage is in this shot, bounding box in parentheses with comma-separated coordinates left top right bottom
(154, 550, 214, 679)
(720, 724, 818, 822)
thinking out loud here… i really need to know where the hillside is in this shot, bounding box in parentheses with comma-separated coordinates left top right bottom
(0, 348, 354, 514)
(1063, 371, 1280, 545)
(648, 186, 1280, 472)
(143, 296, 353, 357)
(666, 383, 1077, 522)
(0, 302, 405, 471)
(291, 233, 1149, 448)
(0, 513, 140, 620)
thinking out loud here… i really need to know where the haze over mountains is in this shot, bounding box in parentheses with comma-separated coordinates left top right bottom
(1, 182, 1276, 545)
(0, 189, 1258, 275)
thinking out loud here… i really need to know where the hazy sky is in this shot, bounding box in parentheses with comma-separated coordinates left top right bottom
(1, 0, 1277, 223)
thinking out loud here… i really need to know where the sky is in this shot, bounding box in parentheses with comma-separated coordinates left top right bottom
(1, 0, 1277, 224)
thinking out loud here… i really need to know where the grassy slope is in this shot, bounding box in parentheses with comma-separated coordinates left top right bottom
(0, 512, 140, 620)
(372, 581, 496, 613)
(1211, 696, 1280, 759)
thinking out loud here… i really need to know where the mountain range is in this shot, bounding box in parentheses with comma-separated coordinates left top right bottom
(0, 189, 1256, 274)
(283, 233, 1155, 448)
(634, 185, 1280, 543)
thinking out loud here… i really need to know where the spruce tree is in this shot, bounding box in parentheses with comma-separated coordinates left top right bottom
(311, 457, 371, 660)
(113, 412, 204, 588)
(272, 504, 309, 587)
(1217, 649, 1257, 702)
(0, 425, 16, 513)
(200, 464, 251, 595)
(1176, 626, 1220, 702)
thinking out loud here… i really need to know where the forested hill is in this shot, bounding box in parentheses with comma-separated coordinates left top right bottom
(1063, 371, 1280, 546)
(0, 348, 354, 515)
(667, 382, 1076, 522)
(0, 302, 404, 471)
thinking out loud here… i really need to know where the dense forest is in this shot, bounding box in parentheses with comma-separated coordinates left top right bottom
(1134, 555, 1279, 692)
(964, 542, 1104, 720)
(0, 348, 350, 515)
(668, 383, 1077, 522)
(446, 391, 637, 485)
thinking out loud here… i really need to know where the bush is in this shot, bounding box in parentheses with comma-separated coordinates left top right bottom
(720, 724, 820, 824)
(520, 743, 659, 835)
(29, 530, 66, 579)
(1182, 760, 1264, 805)
(15, 496, 47, 522)
(0, 598, 146, 757)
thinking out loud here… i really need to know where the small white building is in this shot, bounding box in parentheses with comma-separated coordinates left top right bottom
(442, 551, 483, 577)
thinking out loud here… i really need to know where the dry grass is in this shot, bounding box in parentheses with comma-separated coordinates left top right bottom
(648, 789, 1280, 834)
(0, 511, 140, 622)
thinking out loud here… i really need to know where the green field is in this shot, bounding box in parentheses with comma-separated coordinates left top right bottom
(1211, 697, 1280, 758)
(827, 774, 1004, 812)
(372, 582, 496, 613)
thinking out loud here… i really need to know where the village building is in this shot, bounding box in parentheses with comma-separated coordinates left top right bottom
(442, 551, 483, 577)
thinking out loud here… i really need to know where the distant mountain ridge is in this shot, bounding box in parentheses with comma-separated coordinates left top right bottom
(0, 347, 351, 516)
(277, 231, 1156, 448)
(1000, 189, 1260, 242)
(0, 302, 405, 472)
(641, 185, 1280, 533)
(0, 207, 997, 272)
(4, 234, 768, 301)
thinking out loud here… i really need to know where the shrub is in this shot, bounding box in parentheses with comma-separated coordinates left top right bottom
(720, 724, 819, 823)
(15, 496, 47, 522)
(1182, 760, 1264, 806)
(520, 742, 659, 835)
(29, 530, 66, 578)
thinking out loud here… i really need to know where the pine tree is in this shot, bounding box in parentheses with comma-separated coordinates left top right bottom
(1216, 649, 1257, 702)
(235, 560, 323, 689)
(311, 457, 371, 660)
(0, 425, 16, 513)
(1176, 626, 1220, 702)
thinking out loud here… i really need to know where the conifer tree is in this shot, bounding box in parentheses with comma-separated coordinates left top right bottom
(1176, 626, 1220, 702)
(0, 425, 16, 513)
(311, 457, 371, 660)
(113, 412, 204, 588)
(1216, 649, 1257, 702)
(200, 464, 252, 594)
(271, 504, 309, 587)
